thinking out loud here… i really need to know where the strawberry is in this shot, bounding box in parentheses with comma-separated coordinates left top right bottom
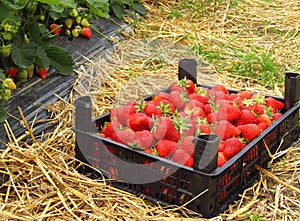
(81, 27, 92, 39)
(49, 24, 62, 35)
(102, 121, 122, 138)
(143, 101, 162, 117)
(151, 117, 180, 142)
(272, 112, 283, 121)
(237, 124, 262, 141)
(155, 139, 177, 158)
(110, 105, 136, 126)
(72, 28, 80, 37)
(190, 88, 209, 104)
(178, 78, 195, 94)
(80, 18, 90, 27)
(185, 98, 205, 110)
(26, 64, 35, 78)
(1, 45, 11, 57)
(159, 99, 176, 116)
(38, 68, 48, 79)
(5, 67, 18, 78)
(169, 90, 188, 110)
(257, 122, 268, 131)
(237, 91, 253, 100)
(257, 113, 272, 127)
(223, 137, 244, 159)
(265, 97, 284, 112)
(218, 151, 228, 167)
(64, 18, 73, 29)
(3, 78, 16, 90)
(214, 120, 241, 140)
(216, 102, 242, 122)
(177, 135, 195, 157)
(112, 128, 137, 146)
(218, 141, 225, 152)
(171, 149, 194, 167)
(135, 130, 154, 149)
(209, 84, 228, 96)
(126, 112, 151, 132)
(206, 112, 218, 124)
(152, 92, 170, 104)
(235, 109, 259, 126)
(170, 81, 185, 93)
(144, 148, 155, 155)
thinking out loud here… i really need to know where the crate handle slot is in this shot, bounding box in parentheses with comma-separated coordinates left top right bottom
(74, 96, 97, 132)
(178, 58, 197, 84)
(193, 134, 219, 173)
(284, 72, 300, 111)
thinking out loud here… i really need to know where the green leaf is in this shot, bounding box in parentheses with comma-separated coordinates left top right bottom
(111, 4, 127, 19)
(0, 2, 11, 21)
(36, 0, 61, 4)
(28, 21, 47, 46)
(85, 0, 110, 18)
(45, 46, 73, 76)
(11, 43, 37, 69)
(1, 0, 26, 10)
(0, 71, 6, 81)
(132, 1, 147, 15)
(0, 105, 6, 124)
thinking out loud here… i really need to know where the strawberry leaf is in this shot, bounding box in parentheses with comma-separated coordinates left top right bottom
(0, 105, 6, 123)
(11, 43, 38, 69)
(45, 46, 73, 76)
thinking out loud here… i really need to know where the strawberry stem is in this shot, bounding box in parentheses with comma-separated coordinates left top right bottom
(89, 24, 117, 43)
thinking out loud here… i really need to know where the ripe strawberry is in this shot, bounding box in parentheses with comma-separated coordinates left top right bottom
(272, 112, 283, 121)
(159, 99, 176, 116)
(218, 141, 225, 152)
(265, 97, 284, 112)
(235, 109, 259, 126)
(81, 27, 92, 39)
(152, 117, 180, 142)
(182, 117, 197, 137)
(192, 87, 209, 104)
(155, 139, 177, 158)
(216, 103, 242, 122)
(237, 124, 262, 141)
(206, 112, 218, 124)
(49, 24, 62, 35)
(171, 149, 194, 167)
(169, 90, 188, 110)
(178, 78, 195, 94)
(170, 81, 185, 93)
(102, 121, 122, 138)
(214, 120, 241, 140)
(152, 91, 170, 104)
(126, 112, 151, 132)
(135, 130, 154, 149)
(209, 84, 228, 96)
(254, 104, 267, 115)
(257, 113, 272, 127)
(112, 128, 137, 146)
(143, 100, 163, 117)
(38, 68, 48, 79)
(177, 135, 195, 157)
(5, 67, 18, 78)
(237, 91, 253, 100)
(218, 151, 228, 167)
(257, 122, 268, 131)
(110, 105, 136, 125)
(144, 148, 155, 155)
(223, 137, 244, 159)
(185, 98, 205, 110)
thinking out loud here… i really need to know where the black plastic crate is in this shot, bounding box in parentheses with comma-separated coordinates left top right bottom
(74, 59, 300, 218)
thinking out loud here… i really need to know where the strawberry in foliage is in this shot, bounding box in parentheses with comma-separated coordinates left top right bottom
(81, 27, 92, 39)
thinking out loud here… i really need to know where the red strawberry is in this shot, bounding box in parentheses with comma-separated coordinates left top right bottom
(38, 68, 48, 79)
(223, 137, 244, 159)
(254, 104, 267, 115)
(257, 113, 272, 127)
(265, 97, 284, 112)
(216, 102, 242, 122)
(185, 98, 205, 110)
(5, 67, 18, 78)
(151, 117, 180, 142)
(182, 118, 197, 137)
(178, 78, 195, 94)
(152, 92, 170, 104)
(159, 99, 176, 116)
(143, 100, 163, 117)
(135, 130, 154, 149)
(218, 151, 228, 167)
(235, 109, 259, 126)
(209, 84, 228, 95)
(110, 105, 136, 126)
(218, 141, 225, 152)
(126, 112, 151, 132)
(237, 124, 262, 141)
(102, 121, 122, 138)
(169, 90, 188, 110)
(170, 81, 185, 93)
(50, 24, 62, 35)
(272, 112, 283, 121)
(112, 128, 137, 146)
(155, 139, 177, 158)
(144, 148, 155, 155)
(178, 135, 195, 157)
(81, 27, 92, 39)
(257, 122, 268, 131)
(237, 91, 253, 100)
(214, 120, 241, 140)
(171, 149, 194, 167)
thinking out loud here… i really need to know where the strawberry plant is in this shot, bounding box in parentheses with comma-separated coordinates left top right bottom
(0, 0, 147, 122)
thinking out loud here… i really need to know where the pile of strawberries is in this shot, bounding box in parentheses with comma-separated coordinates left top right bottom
(99, 78, 284, 169)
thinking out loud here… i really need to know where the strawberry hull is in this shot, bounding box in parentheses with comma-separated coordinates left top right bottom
(74, 60, 300, 218)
